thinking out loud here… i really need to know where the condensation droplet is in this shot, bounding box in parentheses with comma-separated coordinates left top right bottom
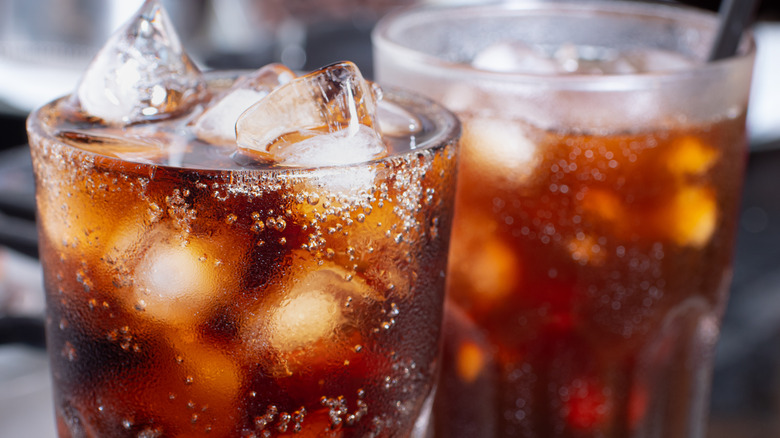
(388, 303, 399, 317)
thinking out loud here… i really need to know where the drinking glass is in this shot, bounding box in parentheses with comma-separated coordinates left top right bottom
(27, 73, 460, 437)
(374, 1, 755, 437)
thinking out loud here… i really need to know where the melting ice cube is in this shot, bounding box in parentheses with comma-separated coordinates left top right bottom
(193, 64, 296, 146)
(236, 61, 387, 166)
(75, 0, 206, 125)
(122, 224, 240, 326)
(242, 256, 383, 376)
(460, 117, 539, 185)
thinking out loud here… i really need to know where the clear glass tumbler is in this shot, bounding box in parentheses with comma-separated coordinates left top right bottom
(374, 2, 755, 437)
(27, 76, 460, 437)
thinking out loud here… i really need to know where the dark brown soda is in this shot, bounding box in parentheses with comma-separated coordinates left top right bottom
(440, 115, 747, 438)
(29, 90, 459, 438)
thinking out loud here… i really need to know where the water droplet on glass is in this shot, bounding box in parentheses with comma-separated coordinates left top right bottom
(236, 61, 386, 166)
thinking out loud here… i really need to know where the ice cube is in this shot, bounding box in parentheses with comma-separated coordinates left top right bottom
(124, 225, 239, 325)
(302, 165, 379, 198)
(460, 117, 539, 185)
(242, 256, 383, 377)
(550, 44, 639, 75)
(37, 185, 102, 255)
(75, 0, 206, 125)
(263, 125, 384, 167)
(167, 336, 243, 410)
(36, 164, 148, 258)
(657, 185, 717, 247)
(472, 42, 558, 74)
(57, 127, 188, 164)
(193, 64, 296, 146)
(448, 211, 521, 314)
(665, 136, 719, 177)
(236, 61, 387, 166)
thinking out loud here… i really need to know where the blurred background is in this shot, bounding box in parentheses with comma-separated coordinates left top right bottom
(0, 0, 778, 437)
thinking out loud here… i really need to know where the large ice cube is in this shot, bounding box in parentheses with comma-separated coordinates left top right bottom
(261, 125, 384, 167)
(133, 237, 218, 323)
(116, 224, 240, 326)
(75, 0, 206, 125)
(242, 255, 383, 377)
(448, 211, 521, 314)
(193, 64, 296, 146)
(236, 61, 387, 166)
(460, 117, 540, 185)
(664, 136, 719, 177)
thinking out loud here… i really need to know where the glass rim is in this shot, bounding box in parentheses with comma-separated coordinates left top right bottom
(372, 0, 757, 91)
(26, 77, 461, 173)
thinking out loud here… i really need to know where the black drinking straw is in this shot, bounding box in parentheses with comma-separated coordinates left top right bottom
(708, 0, 761, 61)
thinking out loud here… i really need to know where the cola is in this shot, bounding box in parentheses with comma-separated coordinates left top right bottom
(374, 2, 755, 436)
(28, 2, 460, 437)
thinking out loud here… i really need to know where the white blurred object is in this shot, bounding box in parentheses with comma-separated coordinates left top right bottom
(748, 22, 780, 146)
(0, 0, 207, 114)
(0, 248, 44, 317)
